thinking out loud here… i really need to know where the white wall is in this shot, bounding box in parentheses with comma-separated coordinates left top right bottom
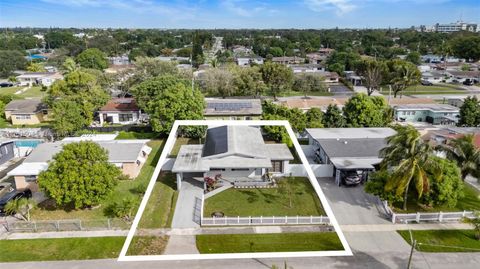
(286, 164, 334, 177)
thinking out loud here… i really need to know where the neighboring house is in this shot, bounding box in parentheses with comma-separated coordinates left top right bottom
(16, 72, 63, 86)
(306, 128, 396, 185)
(236, 57, 264, 66)
(344, 71, 363, 86)
(317, 71, 340, 83)
(272, 56, 305, 65)
(7, 140, 152, 192)
(423, 127, 480, 149)
(172, 125, 293, 189)
(0, 140, 15, 166)
(4, 99, 50, 125)
(393, 104, 460, 125)
(157, 56, 190, 62)
(447, 71, 480, 83)
(290, 64, 325, 73)
(98, 98, 144, 125)
(204, 98, 262, 120)
(108, 55, 130, 65)
(278, 97, 348, 112)
(421, 71, 446, 83)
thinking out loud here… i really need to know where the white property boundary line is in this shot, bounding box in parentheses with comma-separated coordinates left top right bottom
(118, 120, 353, 261)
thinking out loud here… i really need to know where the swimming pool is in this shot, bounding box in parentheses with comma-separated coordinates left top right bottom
(14, 140, 43, 148)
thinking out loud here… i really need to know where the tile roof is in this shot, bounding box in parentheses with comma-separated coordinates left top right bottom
(99, 98, 139, 112)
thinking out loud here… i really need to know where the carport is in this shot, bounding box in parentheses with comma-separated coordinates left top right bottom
(330, 158, 381, 186)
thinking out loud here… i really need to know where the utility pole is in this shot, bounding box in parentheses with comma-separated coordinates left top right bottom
(407, 230, 416, 269)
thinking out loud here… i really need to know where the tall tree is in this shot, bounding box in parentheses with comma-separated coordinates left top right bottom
(322, 104, 346, 128)
(76, 48, 108, 70)
(293, 73, 327, 98)
(202, 68, 234, 98)
(458, 96, 480, 127)
(232, 66, 266, 97)
(192, 31, 204, 67)
(386, 59, 421, 98)
(260, 62, 293, 100)
(355, 59, 386, 96)
(451, 36, 480, 62)
(437, 134, 480, 181)
(26, 62, 46, 72)
(305, 108, 324, 128)
(343, 94, 391, 127)
(380, 125, 439, 210)
(0, 50, 27, 78)
(52, 100, 88, 136)
(38, 141, 121, 209)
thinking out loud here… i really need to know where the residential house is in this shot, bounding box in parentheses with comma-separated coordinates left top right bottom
(172, 125, 293, 189)
(278, 97, 348, 112)
(421, 70, 446, 83)
(98, 98, 145, 125)
(4, 99, 49, 125)
(7, 140, 152, 192)
(16, 72, 63, 87)
(108, 55, 130, 65)
(236, 57, 264, 67)
(423, 127, 480, 149)
(394, 104, 460, 125)
(272, 56, 305, 65)
(447, 71, 480, 83)
(317, 71, 340, 83)
(345, 71, 363, 86)
(290, 64, 325, 73)
(305, 128, 396, 185)
(204, 98, 262, 120)
(157, 56, 191, 63)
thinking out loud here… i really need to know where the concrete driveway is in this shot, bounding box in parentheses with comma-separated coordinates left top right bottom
(171, 178, 203, 229)
(317, 178, 390, 225)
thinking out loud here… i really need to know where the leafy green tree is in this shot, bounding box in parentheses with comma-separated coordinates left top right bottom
(4, 198, 37, 221)
(322, 104, 346, 128)
(0, 50, 27, 78)
(262, 100, 306, 132)
(421, 157, 464, 208)
(305, 108, 324, 128)
(365, 170, 403, 204)
(405, 51, 421, 65)
(458, 96, 480, 127)
(260, 62, 294, 100)
(202, 68, 234, 98)
(386, 59, 421, 98)
(232, 66, 266, 97)
(107, 197, 138, 222)
(52, 100, 88, 136)
(192, 31, 204, 67)
(133, 75, 205, 134)
(380, 125, 440, 211)
(437, 134, 480, 181)
(293, 73, 327, 98)
(62, 57, 78, 74)
(38, 141, 121, 209)
(268, 47, 284, 57)
(326, 51, 361, 74)
(451, 36, 480, 62)
(26, 62, 45, 72)
(343, 94, 391, 127)
(355, 59, 386, 96)
(76, 48, 108, 70)
(44, 31, 76, 49)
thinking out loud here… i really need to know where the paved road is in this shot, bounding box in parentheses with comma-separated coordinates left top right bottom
(170, 178, 203, 228)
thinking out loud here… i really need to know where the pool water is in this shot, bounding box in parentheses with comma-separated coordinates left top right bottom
(14, 140, 43, 148)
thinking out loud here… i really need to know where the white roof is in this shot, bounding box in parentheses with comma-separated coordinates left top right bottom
(330, 158, 382, 169)
(306, 128, 396, 140)
(7, 162, 49, 176)
(62, 134, 119, 142)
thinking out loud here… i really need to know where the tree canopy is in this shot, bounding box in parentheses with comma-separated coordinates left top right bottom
(76, 48, 108, 70)
(260, 62, 294, 100)
(458, 96, 480, 127)
(343, 93, 392, 127)
(38, 141, 121, 209)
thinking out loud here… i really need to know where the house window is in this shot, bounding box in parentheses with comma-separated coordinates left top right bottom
(231, 168, 249, 171)
(25, 175, 37, 182)
(210, 168, 226, 171)
(119, 114, 133, 122)
(15, 114, 31, 120)
(271, 161, 283, 173)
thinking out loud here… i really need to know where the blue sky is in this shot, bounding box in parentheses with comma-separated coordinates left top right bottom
(0, 0, 479, 28)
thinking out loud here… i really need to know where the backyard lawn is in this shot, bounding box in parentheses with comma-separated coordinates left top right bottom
(398, 230, 480, 252)
(115, 131, 160, 140)
(138, 172, 178, 228)
(0, 237, 125, 262)
(30, 139, 165, 221)
(196, 232, 343, 253)
(392, 183, 480, 213)
(0, 86, 45, 98)
(203, 177, 324, 217)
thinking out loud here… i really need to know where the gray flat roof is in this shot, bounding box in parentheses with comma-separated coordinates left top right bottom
(330, 157, 382, 169)
(306, 128, 396, 140)
(265, 144, 294, 160)
(316, 138, 387, 158)
(5, 99, 46, 114)
(25, 140, 148, 163)
(394, 104, 459, 112)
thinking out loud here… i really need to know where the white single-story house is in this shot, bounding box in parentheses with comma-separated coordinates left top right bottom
(171, 125, 294, 189)
(98, 98, 145, 125)
(16, 72, 63, 87)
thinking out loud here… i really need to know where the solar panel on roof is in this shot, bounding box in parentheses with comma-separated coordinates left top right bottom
(207, 102, 253, 111)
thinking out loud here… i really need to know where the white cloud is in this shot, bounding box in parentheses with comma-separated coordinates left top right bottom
(304, 0, 356, 15)
(220, 0, 277, 17)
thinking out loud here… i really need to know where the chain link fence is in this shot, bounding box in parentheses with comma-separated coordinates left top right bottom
(4, 219, 130, 233)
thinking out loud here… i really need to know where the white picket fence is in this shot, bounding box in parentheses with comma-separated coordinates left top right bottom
(391, 211, 476, 224)
(201, 215, 330, 226)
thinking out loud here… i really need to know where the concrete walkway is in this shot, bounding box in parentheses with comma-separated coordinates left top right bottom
(171, 178, 203, 228)
(163, 235, 199, 254)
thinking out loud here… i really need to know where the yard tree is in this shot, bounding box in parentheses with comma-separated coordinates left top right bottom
(262, 100, 306, 132)
(0, 50, 27, 78)
(343, 94, 391, 127)
(231, 66, 266, 97)
(38, 141, 121, 209)
(405, 51, 421, 65)
(192, 31, 204, 67)
(133, 75, 205, 134)
(322, 104, 346, 128)
(458, 96, 480, 127)
(421, 157, 464, 209)
(451, 36, 480, 62)
(76, 48, 108, 70)
(62, 57, 78, 74)
(436, 134, 480, 181)
(293, 73, 327, 98)
(277, 177, 298, 208)
(386, 59, 421, 98)
(4, 198, 37, 221)
(202, 68, 235, 98)
(380, 125, 440, 211)
(305, 108, 324, 128)
(260, 62, 294, 100)
(26, 62, 46, 72)
(326, 51, 361, 74)
(355, 59, 386, 96)
(52, 100, 88, 136)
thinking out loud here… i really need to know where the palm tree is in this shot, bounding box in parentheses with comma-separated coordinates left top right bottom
(380, 125, 439, 210)
(437, 134, 480, 181)
(5, 198, 37, 221)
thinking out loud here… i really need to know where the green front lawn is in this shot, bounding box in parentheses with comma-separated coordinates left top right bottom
(30, 139, 165, 221)
(203, 177, 324, 217)
(0, 237, 125, 262)
(115, 131, 160, 140)
(398, 230, 480, 252)
(196, 232, 343, 253)
(138, 172, 178, 228)
(127, 235, 169, 255)
(392, 183, 480, 213)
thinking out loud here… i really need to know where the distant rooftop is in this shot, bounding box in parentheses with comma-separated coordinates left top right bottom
(394, 103, 459, 112)
(204, 98, 262, 116)
(4, 99, 46, 114)
(99, 98, 140, 112)
(306, 128, 396, 140)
